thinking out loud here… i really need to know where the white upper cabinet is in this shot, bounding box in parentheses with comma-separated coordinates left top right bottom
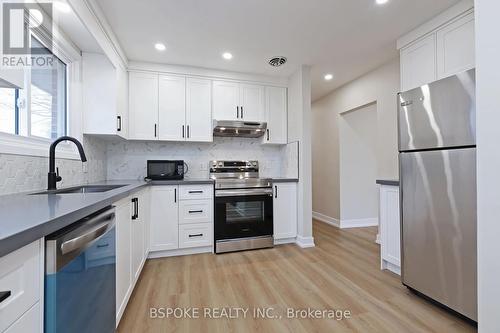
(263, 86, 287, 145)
(128, 72, 284, 143)
(436, 12, 475, 80)
(239, 84, 265, 122)
(82, 52, 128, 138)
(400, 34, 436, 91)
(398, 3, 475, 91)
(186, 78, 212, 142)
(213, 80, 240, 121)
(128, 72, 159, 140)
(158, 75, 186, 141)
(213, 81, 266, 122)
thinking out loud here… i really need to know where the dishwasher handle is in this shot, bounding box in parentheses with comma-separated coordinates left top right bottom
(60, 210, 115, 255)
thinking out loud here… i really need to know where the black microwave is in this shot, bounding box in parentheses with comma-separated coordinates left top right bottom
(147, 160, 185, 180)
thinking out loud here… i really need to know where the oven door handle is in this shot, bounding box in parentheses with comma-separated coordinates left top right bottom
(215, 188, 273, 197)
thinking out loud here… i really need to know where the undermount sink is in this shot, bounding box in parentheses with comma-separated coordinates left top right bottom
(31, 184, 127, 195)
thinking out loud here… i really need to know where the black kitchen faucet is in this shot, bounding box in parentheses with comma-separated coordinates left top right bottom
(47, 136, 87, 190)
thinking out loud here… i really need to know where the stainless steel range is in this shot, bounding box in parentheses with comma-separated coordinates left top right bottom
(211, 160, 274, 253)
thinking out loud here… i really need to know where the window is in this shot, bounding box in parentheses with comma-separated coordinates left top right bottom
(0, 35, 67, 140)
(0, 87, 19, 135)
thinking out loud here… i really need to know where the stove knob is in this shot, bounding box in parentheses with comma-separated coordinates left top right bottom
(252, 161, 257, 166)
(218, 162, 223, 167)
(212, 162, 217, 167)
(246, 162, 252, 167)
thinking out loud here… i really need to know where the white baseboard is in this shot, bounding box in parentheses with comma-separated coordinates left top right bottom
(148, 246, 213, 259)
(313, 211, 378, 229)
(296, 235, 315, 248)
(340, 218, 378, 229)
(313, 211, 340, 227)
(274, 237, 296, 245)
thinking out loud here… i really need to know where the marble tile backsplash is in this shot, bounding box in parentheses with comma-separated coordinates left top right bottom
(106, 137, 296, 180)
(0, 135, 299, 196)
(0, 135, 107, 195)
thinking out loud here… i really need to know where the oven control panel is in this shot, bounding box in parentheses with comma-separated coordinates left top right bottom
(210, 160, 259, 171)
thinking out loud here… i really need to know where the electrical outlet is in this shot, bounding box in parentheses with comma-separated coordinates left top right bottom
(82, 162, 88, 174)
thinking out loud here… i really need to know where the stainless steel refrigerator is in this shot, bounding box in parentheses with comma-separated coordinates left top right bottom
(398, 69, 477, 321)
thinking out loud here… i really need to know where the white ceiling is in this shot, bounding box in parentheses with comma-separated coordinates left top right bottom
(96, 0, 460, 101)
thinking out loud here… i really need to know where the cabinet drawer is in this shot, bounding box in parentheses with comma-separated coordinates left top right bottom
(0, 241, 41, 332)
(179, 223, 213, 249)
(179, 200, 213, 224)
(179, 185, 213, 200)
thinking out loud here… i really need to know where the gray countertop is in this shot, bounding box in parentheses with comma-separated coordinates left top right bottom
(149, 178, 214, 185)
(271, 178, 299, 183)
(0, 178, 214, 257)
(0, 177, 297, 257)
(376, 179, 400, 186)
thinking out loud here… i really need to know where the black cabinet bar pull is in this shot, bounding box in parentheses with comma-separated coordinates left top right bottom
(188, 190, 203, 194)
(0, 291, 11, 303)
(174, 188, 177, 203)
(189, 210, 203, 214)
(136, 198, 139, 219)
(117, 116, 122, 132)
(188, 233, 203, 238)
(154, 124, 157, 137)
(241, 106, 243, 118)
(182, 125, 185, 138)
(267, 129, 270, 141)
(187, 125, 190, 138)
(131, 198, 136, 219)
(236, 106, 239, 119)
(275, 186, 278, 198)
(131, 198, 138, 219)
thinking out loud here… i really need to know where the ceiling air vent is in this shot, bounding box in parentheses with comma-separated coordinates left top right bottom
(268, 56, 287, 67)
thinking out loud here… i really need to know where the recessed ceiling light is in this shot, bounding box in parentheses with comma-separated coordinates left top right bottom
(222, 52, 233, 60)
(376, 0, 389, 5)
(154, 43, 166, 51)
(54, 1, 71, 13)
(324, 74, 334, 81)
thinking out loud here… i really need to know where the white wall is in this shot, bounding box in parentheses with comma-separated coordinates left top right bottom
(475, 1, 500, 331)
(288, 65, 314, 247)
(339, 103, 378, 222)
(312, 58, 400, 221)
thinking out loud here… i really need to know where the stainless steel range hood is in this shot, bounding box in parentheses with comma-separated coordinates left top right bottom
(213, 120, 267, 138)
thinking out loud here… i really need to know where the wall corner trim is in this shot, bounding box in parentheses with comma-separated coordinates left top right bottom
(295, 236, 315, 248)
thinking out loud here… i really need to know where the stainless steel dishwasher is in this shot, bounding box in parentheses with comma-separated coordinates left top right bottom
(45, 206, 116, 333)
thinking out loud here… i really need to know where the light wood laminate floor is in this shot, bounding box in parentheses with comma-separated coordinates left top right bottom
(118, 220, 476, 333)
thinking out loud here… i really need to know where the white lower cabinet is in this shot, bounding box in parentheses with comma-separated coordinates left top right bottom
(0, 239, 43, 333)
(4, 302, 40, 333)
(149, 186, 179, 251)
(150, 185, 214, 256)
(115, 197, 133, 323)
(273, 182, 298, 242)
(115, 188, 150, 325)
(379, 184, 401, 275)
